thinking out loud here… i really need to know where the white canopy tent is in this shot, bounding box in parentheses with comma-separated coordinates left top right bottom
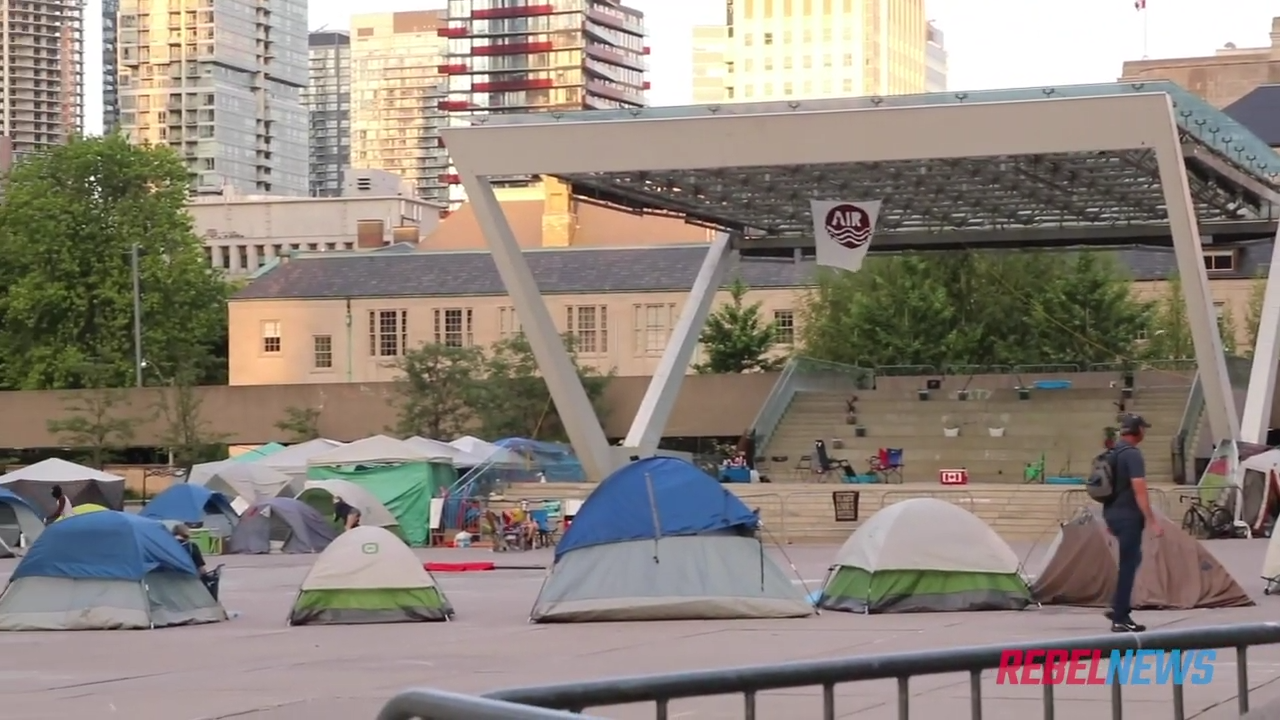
(206, 464, 298, 514)
(258, 438, 345, 477)
(449, 436, 523, 467)
(405, 436, 487, 468)
(308, 435, 440, 467)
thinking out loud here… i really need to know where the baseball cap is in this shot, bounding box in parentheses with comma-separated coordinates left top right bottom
(1119, 414, 1152, 434)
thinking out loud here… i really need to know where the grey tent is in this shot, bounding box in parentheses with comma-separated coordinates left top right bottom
(226, 497, 336, 554)
(0, 459, 125, 514)
(530, 457, 814, 622)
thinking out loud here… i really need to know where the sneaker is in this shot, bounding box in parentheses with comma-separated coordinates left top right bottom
(1111, 618, 1146, 633)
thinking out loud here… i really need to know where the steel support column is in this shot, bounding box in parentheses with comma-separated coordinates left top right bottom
(624, 233, 735, 455)
(1241, 221, 1280, 443)
(1154, 126, 1240, 442)
(458, 174, 615, 481)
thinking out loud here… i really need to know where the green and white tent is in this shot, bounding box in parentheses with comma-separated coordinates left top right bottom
(818, 498, 1031, 613)
(287, 526, 454, 625)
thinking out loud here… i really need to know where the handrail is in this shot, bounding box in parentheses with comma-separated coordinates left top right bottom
(745, 359, 801, 453)
(1174, 370, 1205, 481)
(379, 622, 1280, 719)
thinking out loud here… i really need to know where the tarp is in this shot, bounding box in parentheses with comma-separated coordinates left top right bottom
(140, 484, 238, 528)
(1032, 508, 1253, 609)
(288, 526, 453, 625)
(298, 480, 399, 529)
(0, 458, 125, 514)
(226, 497, 336, 555)
(449, 436, 523, 466)
(306, 462, 445, 546)
(233, 442, 287, 460)
(258, 438, 344, 476)
(15, 512, 196, 580)
(308, 435, 434, 466)
(405, 436, 487, 467)
(555, 457, 758, 559)
(819, 498, 1030, 613)
(496, 438, 585, 481)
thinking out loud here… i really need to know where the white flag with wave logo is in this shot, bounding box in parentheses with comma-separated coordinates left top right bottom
(811, 199, 882, 273)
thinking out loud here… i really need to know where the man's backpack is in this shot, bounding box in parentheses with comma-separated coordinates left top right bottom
(1086, 446, 1128, 502)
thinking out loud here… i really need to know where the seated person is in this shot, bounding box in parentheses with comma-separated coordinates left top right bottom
(171, 523, 208, 577)
(506, 501, 538, 548)
(725, 452, 748, 469)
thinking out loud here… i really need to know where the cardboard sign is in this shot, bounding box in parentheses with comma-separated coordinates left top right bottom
(832, 491, 860, 521)
(940, 469, 969, 485)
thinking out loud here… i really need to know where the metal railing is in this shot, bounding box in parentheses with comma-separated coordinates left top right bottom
(378, 622, 1280, 720)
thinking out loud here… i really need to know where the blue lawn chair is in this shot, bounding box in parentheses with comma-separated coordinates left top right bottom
(530, 509, 556, 548)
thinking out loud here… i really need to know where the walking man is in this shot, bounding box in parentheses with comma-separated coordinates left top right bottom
(1103, 413, 1162, 632)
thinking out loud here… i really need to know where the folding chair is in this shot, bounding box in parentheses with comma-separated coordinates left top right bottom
(530, 509, 557, 548)
(1023, 453, 1046, 484)
(813, 439, 855, 479)
(792, 455, 812, 482)
(871, 448, 905, 483)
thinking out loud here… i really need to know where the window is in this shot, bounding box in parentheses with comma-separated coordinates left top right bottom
(634, 303, 676, 355)
(368, 309, 408, 357)
(313, 334, 333, 369)
(261, 321, 281, 353)
(498, 306, 522, 338)
(773, 310, 795, 344)
(1203, 250, 1237, 273)
(763, 32, 773, 45)
(433, 307, 473, 347)
(566, 305, 608, 354)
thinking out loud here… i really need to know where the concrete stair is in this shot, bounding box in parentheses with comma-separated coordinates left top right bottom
(498, 482, 1083, 544)
(764, 382, 1192, 484)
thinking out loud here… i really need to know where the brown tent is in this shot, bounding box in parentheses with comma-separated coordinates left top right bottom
(1031, 508, 1254, 609)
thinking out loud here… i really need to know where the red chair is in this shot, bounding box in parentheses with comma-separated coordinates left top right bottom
(869, 448, 905, 484)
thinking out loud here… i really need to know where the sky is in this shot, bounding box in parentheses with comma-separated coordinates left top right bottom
(82, 0, 1278, 134)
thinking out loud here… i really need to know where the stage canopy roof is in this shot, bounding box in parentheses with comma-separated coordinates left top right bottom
(463, 82, 1280, 252)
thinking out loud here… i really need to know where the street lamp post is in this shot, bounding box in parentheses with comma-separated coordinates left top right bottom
(131, 243, 143, 387)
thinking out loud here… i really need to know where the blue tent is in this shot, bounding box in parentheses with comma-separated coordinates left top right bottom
(496, 437, 585, 482)
(140, 484, 237, 526)
(14, 511, 196, 581)
(0, 489, 45, 555)
(530, 457, 812, 622)
(0, 488, 40, 517)
(554, 457, 759, 559)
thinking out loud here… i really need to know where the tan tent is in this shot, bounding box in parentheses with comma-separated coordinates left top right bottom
(1031, 508, 1253, 609)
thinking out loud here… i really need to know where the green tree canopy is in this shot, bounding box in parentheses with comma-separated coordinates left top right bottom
(0, 135, 229, 390)
(798, 252, 1150, 369)
(471, 334, 611, 441)
(389, 343, 485, 440)
(695, 277, 784, 373)
(1143, 276, 1194, 360)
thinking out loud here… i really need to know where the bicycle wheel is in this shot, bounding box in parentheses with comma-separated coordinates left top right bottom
(1209, 507, 1236, 538)
(1182, 508, 1208, 539)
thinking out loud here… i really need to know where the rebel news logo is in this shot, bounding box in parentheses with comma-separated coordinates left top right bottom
(823, 203, 874, 248)
(996, 648, 1216, 685)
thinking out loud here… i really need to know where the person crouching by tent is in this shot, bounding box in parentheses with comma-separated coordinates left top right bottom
(171, 523, 207, 575)
(46, 485, 71, 525)
(333, 496, 361, 532)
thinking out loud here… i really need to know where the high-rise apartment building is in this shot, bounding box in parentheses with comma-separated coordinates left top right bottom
(691, 25, 729, 103)
(925, 20, 946, 93)
(306, 30, 351, 197)
(0, 0, 85, 158)
(727, 0, 928, 102)
(103, 0, 120, 132)
(117, 0, 310, 196)
(439, 0, 648, 116)
(349, 12, 451, 205)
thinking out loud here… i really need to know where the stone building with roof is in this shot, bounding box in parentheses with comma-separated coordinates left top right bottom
(228, 240, 1271, 387)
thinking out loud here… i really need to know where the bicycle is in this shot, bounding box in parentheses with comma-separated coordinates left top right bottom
(1179, 494, 1235, 540)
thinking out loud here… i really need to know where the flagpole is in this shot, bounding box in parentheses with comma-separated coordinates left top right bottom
(1142, 6, 1150, 59)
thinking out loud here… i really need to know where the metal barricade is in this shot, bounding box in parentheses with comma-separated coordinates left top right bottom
(875, 364, 938, 376)
(378, 623, 1280, 720)
(1013, 363, 1081, 374)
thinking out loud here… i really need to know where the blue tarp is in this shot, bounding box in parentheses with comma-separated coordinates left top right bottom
(13, 511, 197, 581)
(0, 488, 39, 516)
(554, 457, 758, 559)
(495, 437, 585, 482)
(140, 484, 236, 524)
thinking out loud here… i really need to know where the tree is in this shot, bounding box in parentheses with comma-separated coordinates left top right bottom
(472, 335, 612, 442)
(389, 343, 485, 439)
(1218, 305, 1240, 357)
(0, 135, 230, 390)
(153, 366, 228, 467)
(46, 388, 140, 468)
(1143, 276, 1195, 360)
(695, 277, 784, 373)
(275, 405, 322, 442)
(797, 252, 1147, 369)
(1245, 274, 1268, 357)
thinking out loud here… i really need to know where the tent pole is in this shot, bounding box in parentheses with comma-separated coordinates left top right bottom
(644, 473, 661, 562)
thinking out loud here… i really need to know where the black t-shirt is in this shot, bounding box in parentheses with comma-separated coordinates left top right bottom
(1103, 440, 1146, 521)
(183, 540, 206, 572)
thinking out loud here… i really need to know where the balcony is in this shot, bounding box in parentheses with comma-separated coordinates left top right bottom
(472, 78, 554, 92)
(472, 41, 553, 56)
(472, 4, 553, 19)
(437, 26, 467, 38)
(437, 63, 468, 74)
(438, 100, 470, 111)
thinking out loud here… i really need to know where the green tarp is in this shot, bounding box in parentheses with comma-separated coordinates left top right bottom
(234, 442, 287, 462)
(819, 566, 1031, 613)
(306, 461, 455, 546)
